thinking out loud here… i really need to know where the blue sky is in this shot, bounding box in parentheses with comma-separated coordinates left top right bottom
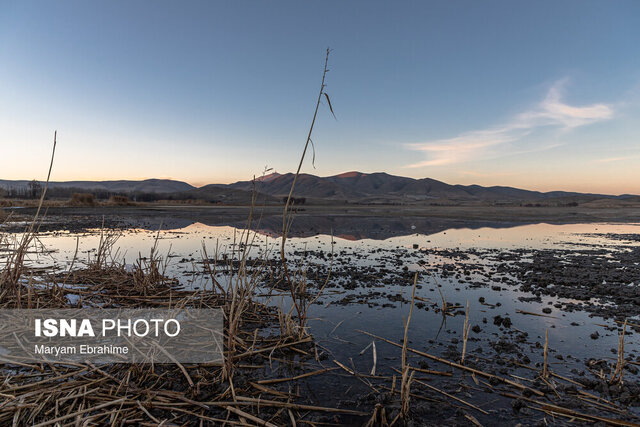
(1, 1, 639, 193)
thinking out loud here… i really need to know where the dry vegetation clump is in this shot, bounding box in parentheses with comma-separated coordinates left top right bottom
(0, 134, 56, 294)
(108, 194, 132, 205)
(0, 222, 371, 425)
(0, 198, 63, 208)
(149, 198, 212, 206)
(70, 192, 96, 205)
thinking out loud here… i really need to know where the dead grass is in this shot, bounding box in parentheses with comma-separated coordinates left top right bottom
(461, 300, 470, 365)
(108, 194, 132, 205)
(70, 192, 96, 205)
(610, 319, 627, 385)
(0, 132, 56, 293)
(399, 273, 417, 421)
(0, 215, 368, 425)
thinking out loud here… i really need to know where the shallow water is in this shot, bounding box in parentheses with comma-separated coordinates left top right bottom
(18, 220, 640, 267)
(4, 218, 640, 420)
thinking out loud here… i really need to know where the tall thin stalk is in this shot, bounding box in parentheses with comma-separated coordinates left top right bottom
(280, 48, 332, 332)
(1, 131, 56, 291)
(542, 329, 549, 379)
(461, 300, 470, 365)
(610, 319, 627, 385)
(400, 273, 418, 420)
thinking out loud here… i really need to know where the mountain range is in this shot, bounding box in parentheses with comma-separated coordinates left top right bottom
(1, 172, 637, 204)
(219, 171, 637, 203)
(0, 178, 195, 194)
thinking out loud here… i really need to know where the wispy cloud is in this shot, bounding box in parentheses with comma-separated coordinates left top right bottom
(459, 170, 515, 178)
(591, 155, 639, 164)
(405, 80, 614, 168)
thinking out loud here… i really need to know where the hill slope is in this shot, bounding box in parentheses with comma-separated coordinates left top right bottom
(0, 179, 195, 194)
(221, 171, 603, 202)
(2, 172, 635, 204)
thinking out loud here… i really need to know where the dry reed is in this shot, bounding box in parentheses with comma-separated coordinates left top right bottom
(279, 48, 335, 338)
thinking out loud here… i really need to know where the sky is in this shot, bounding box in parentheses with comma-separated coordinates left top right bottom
(1, 1, 639, 194)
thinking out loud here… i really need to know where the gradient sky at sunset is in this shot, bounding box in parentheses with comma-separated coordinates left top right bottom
(1, 1, 639, 194)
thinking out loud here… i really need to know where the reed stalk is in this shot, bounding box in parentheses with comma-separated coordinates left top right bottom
(0, 131, 56, 293)
(543, 329, 549, 379)
(400, 273, 418, 420)
(610, 319, 627, 385)
(461, 300, 470, 365)
(280, 48, 333, 335)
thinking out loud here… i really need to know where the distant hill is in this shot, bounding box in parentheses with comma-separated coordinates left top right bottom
(187, 185, 279, 205)
(0, 179, 195, 194)
(221, 173, 362, 200)
(1, 172, 636, 205)
(221, 171, 615, 203)
(0, 178, 277, 205)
